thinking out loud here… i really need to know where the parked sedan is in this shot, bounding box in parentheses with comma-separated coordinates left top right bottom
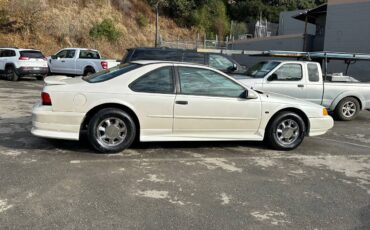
(31, 61, 334, 153)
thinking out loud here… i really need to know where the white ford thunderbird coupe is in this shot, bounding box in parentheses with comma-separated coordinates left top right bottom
(31, 61, 334, 153)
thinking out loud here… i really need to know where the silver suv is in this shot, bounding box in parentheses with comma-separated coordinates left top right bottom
(0, 48, 48, 81)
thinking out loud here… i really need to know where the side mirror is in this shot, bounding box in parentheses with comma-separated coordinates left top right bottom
(51, 55, 57, 59)
(268, 73, 278, 81)
(227, 64, 238, 72)
(241, 90, 258, 99)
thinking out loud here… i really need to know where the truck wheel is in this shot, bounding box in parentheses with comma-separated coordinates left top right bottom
(36, 75, 46, 80)
(87, 108, 136, 153)
(5, 66, 19, 81)
(84, 67, 95, 76)
(335, 97, 360, 121)
(265, 111, 306, 150)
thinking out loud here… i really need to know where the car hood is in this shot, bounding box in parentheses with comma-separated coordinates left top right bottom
(260, 91, 324, 109)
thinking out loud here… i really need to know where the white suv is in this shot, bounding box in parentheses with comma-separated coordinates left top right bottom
(0, 48, 48, 81)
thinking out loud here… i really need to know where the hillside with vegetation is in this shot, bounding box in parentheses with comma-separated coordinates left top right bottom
(0, 0, 326, 59)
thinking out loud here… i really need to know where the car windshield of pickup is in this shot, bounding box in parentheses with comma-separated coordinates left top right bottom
(246, 61, 280, 78)
(83, 63, 141, 83)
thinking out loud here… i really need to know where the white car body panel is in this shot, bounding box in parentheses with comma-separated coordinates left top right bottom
(32, 61, 334, 143)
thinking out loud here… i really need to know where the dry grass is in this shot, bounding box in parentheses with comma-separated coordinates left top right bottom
(0, 0, 197, 59)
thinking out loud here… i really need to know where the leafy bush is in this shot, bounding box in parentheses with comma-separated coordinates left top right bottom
(89, 19, 121, 41)
(136, 13, 149, 28)
(191, 0, 229, 39)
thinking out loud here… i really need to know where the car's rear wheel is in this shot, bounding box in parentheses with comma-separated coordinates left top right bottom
(5, 66, 19, 81)
(265, 111, 306, 150)
(335, 97, 360, 121)
(87, 108, 136, 153)
(84, 67, 95, 76)
(36, 75, 46, 81)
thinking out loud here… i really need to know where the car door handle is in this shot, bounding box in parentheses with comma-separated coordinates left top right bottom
(297, 84, 304, 88)
(61, 60, 65, 63)
(175, 101, 188, 105)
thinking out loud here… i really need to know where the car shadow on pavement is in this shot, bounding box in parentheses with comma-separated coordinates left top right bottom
(0, 116, 268, 155)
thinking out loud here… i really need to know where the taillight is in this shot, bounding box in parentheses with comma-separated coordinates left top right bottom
(19, 56, 30, 60)
(101, 61, 108, 70)
(41, 92, 52, 106)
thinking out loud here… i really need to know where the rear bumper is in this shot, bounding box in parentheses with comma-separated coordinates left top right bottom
(16, 67, 48, 76)
(31, 102, 85, 140)
(308, 116, 334, 136)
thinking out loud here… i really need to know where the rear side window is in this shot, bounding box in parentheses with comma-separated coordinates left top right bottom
(308, 63, 320, 82)
(182, 52, 205, 65)
(0, 50, 16, 57)
(83, 63, 140, 83)
(131, 50, 180, 61)
(20, 51, 44, 58)
(79, 50, 100, 59)
(130, 67, 174, 94)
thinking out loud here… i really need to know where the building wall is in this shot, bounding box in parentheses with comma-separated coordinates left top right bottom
(278, 10, 315, 36)
(324, 0, 370, 81)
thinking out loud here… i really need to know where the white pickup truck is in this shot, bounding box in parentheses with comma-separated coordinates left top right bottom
(47, 48, 120, 76)
(238, 60, 370, 121)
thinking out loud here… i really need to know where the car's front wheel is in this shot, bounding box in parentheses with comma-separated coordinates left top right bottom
(87, 108, 136, 153)
(265, 111, 306, 150)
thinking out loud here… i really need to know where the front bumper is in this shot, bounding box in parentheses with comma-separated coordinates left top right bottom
(16, 67, 48, 77)
(31, 102, 85, 140)
(308, 116, 334, 136)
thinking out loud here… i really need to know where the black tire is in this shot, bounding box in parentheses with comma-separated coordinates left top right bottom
(83, 67, 95, 76)
(5, 66, 19, 81)
(87, 108, 136, 153)
(265, 111, 306, 151)
(334, 97, 360, 121)
(36, 75, 46, 81)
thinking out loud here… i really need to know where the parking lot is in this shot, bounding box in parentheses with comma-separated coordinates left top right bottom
(0, 78, 369, 229)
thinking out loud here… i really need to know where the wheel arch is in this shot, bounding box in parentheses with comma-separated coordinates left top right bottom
(265, 107, 310, 136)
(4, 63, 15, 69)
(80, 103, 141, 139)
(83, 65, 96, 75)
(330, 92, 364, 111)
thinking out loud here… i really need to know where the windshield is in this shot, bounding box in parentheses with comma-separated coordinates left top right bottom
(20, 50, 45, 59)
(246, 61, 281, 78)
(83, 63, 141, 83)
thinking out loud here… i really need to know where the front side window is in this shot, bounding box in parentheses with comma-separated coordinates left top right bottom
(55, 50, 68, 58)
(308, 63, 320, 82)
(208, 54, 234, 70)
(271, 64, 303, 81)
(66, 50, 76, 58)
(79, 50, 100, 59)
(83, 63, 140, 83)
(130, 67, 174, 94)
(178, 67, 245, 97)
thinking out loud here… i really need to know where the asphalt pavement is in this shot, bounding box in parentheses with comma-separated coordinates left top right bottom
(0, 78, 369, 229)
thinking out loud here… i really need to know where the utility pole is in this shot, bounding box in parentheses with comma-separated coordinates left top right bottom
(155, 1, 160, 47)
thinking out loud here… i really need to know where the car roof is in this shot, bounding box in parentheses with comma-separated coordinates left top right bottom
(0, 47, 41, 52)
(131, 60, 208, 68)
